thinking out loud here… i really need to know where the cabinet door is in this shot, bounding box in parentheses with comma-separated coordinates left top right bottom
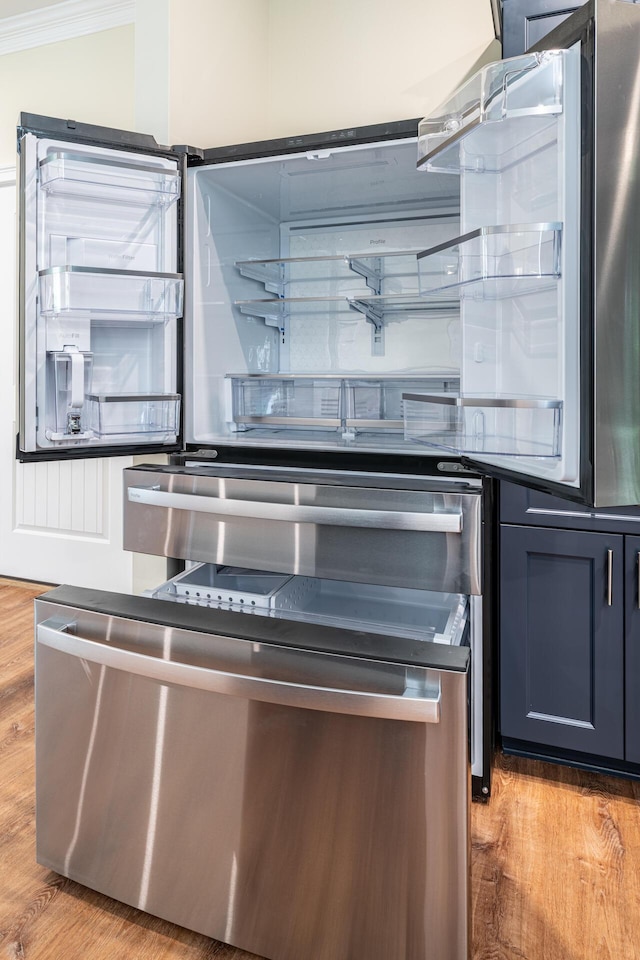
(502, 0, 587, 58)
(625, 536, 640, 764)
(500, 525, 624, 757)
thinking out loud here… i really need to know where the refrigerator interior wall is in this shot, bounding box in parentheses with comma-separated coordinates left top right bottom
(184, 138, 463, 454)
(21, 135, 182, 452)
(411, 46, 582, 485)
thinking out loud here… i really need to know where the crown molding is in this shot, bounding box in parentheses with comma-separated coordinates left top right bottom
(0, 165, 15, 184)
(0, 0, 135, 57)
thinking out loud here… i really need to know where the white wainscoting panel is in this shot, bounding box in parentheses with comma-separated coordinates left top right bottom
(16, 458, 107, 537)
(0, 176, 134, 590)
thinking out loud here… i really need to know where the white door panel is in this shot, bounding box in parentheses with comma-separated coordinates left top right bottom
(0, 175, 133, 590)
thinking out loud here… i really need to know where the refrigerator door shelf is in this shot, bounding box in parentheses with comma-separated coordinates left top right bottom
(403, 393, 563, 458)
(152, 561, 469, 646)
(417, 223, 562, 298)
(39, 150, 181, 206)
(86, 393, 180, 438)
(417, 49, 566, 173)
(38, 267, 184, 321)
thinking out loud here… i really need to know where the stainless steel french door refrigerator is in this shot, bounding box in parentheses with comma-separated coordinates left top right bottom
(19, 2, 640, 958)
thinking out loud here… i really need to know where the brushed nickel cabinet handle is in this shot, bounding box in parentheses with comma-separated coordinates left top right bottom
(607, 549, 613, 607)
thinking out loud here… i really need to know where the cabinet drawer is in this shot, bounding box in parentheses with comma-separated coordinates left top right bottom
(500, 480, 640, 532)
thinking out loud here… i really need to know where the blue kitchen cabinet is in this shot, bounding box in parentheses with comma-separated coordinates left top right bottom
(500, 524, 625, 758)
(625, 536, 640, 765)
(502, 0, 588, 58)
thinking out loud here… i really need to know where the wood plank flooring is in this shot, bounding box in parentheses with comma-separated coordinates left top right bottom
(2, 577, 640, 960)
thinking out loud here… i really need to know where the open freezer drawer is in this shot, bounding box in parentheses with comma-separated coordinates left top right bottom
(151, 562, 469, 645)
(35, 586, 469, 960)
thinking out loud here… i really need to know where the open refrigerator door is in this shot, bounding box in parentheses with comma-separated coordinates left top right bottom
(409, 47, 583, 491)
(18, 129, 183, 458)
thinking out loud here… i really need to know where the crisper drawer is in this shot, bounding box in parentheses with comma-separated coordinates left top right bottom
(123, 466, 482, 595)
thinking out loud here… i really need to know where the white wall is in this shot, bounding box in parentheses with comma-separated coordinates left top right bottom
(166, 0, 271, 149)
(135, 0, 170, 143)
(0, 24, 134, 164)
(265, 0, 499, 141)
(159, 0, 498, 149)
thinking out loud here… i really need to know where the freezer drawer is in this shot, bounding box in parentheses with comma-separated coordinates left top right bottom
(123, 465, 482, 594)
(35, 589, 469, 960)
(151, 562, 469, 644)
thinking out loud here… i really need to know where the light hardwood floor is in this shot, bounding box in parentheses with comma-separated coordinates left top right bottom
(2, 577, 640, 960)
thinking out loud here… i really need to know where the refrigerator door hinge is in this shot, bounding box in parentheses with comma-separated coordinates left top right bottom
(171, 144, 205, 161)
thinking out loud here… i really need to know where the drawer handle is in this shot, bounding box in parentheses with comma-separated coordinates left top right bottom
(127, 485, 463, 533)
(607, 548, 613, 607)
(36, 620, 442, 724)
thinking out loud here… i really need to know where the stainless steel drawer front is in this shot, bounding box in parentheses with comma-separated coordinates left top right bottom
(35, 597, 469, 960)
(123, 467, 482, 594)
(37, 619, 441, 722)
